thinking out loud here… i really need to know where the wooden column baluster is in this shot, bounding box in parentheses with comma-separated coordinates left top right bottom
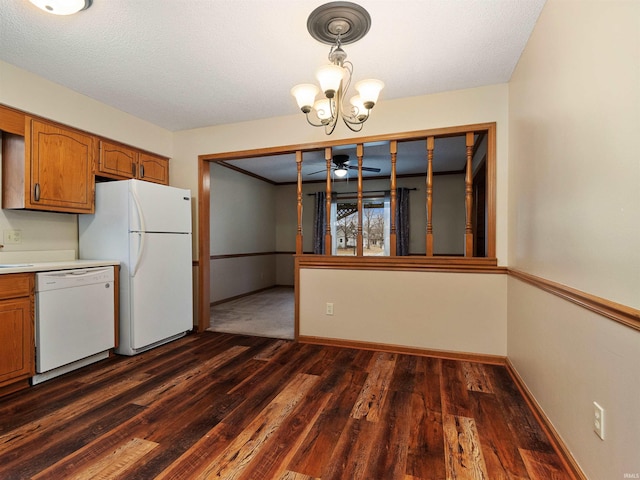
(295, 150, 303, 255)
(324, 147, 332, 254)
(389, 140, 397, 256)
(426, 136, 434, 256)
(356, 144, 364, 257)
(465, 132, 474, 257)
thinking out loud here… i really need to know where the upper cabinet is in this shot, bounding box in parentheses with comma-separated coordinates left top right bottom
(97, 140, 137, 180)
(3, 118, 96, 214)
(0, 105, 25, 136)
(96, 141, 169, 185)
(1, 105, 171, 215)
(138, 152, 169, 185)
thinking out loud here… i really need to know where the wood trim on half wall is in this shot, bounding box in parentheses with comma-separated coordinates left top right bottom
(509, 269, 640, 332)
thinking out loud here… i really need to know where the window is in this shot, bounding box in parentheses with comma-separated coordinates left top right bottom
(331, 196, 390, 256)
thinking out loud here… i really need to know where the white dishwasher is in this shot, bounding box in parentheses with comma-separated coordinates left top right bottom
(33, 267, 115, 385)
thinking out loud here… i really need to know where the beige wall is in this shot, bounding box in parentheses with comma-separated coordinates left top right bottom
(209, 163, 278, 301)
(507, 1, 640, 478)
(300, 269, 507, 356)
(178, 86, 509, 352)
(0, 60, 173, 256)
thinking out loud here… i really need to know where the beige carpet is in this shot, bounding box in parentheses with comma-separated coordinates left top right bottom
(208, 286, 294, 340)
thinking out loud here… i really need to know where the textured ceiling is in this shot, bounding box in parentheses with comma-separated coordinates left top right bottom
(0, 0, 545, 132)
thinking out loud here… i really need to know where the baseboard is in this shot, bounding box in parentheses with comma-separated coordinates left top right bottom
(505, 359, 586, 480)
(297, 335, 506, 365)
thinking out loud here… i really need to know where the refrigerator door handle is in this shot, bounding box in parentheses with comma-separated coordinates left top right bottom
(130, 188, 147, 233)
(131, 232, 146, 277)
(130, 188, 147, 277)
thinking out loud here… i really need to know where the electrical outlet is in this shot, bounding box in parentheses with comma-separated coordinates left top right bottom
(325, 303, 334, 315)
(593, 401, 605, 440)
(3, 230, 22, 245)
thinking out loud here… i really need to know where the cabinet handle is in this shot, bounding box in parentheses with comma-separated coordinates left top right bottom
(132, 163, 136, 177)
(140, 164, 145, 178)
(34, 183, 40, 202)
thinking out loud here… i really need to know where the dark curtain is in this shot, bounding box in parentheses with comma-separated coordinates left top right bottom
(313, 191, 326, 254)
(396, 187, 410, 256)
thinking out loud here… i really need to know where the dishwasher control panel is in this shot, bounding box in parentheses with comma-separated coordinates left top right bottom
(36, 267, 115, 292)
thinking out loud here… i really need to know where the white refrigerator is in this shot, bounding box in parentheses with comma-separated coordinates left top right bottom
(79, 179, 193, 356)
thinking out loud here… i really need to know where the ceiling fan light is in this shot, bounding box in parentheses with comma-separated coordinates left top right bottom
(334, 168, 348, 178)
(355, 79, 384, 108)
(28, 0, 91, 15)
(316, 64, 344, 98)
(291, 84, 319, 113)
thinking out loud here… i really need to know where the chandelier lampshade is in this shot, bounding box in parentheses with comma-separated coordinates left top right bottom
(291, 84, 320, 113)
(316, 64, 345, 98)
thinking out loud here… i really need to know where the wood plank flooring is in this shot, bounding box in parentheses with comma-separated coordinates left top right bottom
(0, 332, 576, 479)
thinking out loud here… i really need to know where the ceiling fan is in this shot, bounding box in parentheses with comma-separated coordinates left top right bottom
(307, 154, 381, 178)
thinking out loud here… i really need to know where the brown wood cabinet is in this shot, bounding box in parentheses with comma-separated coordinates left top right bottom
(0, 274, 34, 397)
(97, 140, 137, 180)
(2, 118, 96, 214)
(138, 152, 169, 185)
(0, 104, 26, 136)
(97, 141, 169, 185)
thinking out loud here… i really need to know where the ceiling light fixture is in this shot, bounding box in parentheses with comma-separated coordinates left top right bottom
(334, 166, 348, 178)
(28, 0, 92, 15)
(291, 2, 384, 135)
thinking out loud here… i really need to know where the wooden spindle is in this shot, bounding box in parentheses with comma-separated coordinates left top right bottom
(295, 150, 303, 255)
(426, 136, 434, 256)
(324, 147, 332, 254)
(356, 144, 364, 257)
(465, 132, 474, 257)
(389, 141, 397, 256)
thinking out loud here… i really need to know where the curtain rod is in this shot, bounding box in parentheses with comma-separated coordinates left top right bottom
(307, 188, 416, 196)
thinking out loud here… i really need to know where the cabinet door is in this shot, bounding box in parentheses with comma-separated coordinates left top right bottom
(0, 297, 33, 386)
(139, 152, 169, 185)
(98, 140, 138, 179)
(28, 119, 95, 213)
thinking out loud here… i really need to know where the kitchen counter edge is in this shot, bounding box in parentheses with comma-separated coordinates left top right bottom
(0, 260, 120, 275)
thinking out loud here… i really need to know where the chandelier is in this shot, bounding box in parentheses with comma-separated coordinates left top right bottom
(291, 2, 384, 135)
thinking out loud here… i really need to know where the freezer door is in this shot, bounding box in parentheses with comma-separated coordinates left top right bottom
(129, 180, 191, 234)
(128, 232, 192, 350)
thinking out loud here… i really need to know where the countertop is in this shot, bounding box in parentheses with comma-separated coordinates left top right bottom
(0, 259, 120, 275)
(0, 250, 119, 274)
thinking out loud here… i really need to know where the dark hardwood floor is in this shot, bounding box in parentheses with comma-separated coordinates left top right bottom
(0, 332, 575, 479)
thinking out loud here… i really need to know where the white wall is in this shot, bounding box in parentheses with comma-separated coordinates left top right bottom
(507, 1, 640, 478)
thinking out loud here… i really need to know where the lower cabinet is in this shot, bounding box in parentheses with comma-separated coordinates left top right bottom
(0, 274, 34, 396)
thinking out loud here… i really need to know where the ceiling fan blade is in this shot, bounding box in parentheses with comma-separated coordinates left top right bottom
(347, 165, 381, 173)
(307, 169, 328, 175)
